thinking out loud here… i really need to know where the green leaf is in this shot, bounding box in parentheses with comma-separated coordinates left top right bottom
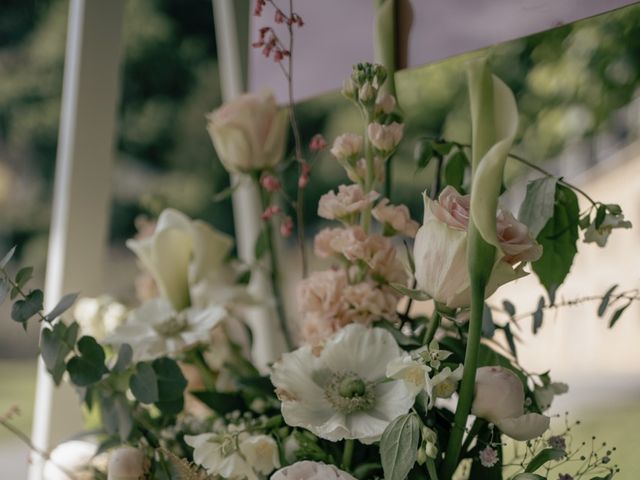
(414, 140, 434, 171)
(15, 266, 33, 289)
(112, 344, 133, 373)
(524, 447, 565, 472)
(609, 302, 631, 328)
(380, 412, 420, 480)
(432, 140, 454, 156)
(518, 176, 558, 238)
(594, 205, 607, 229)
(152, 357, 187, 415)
(374, 320, 421, 348)
(605, 204, 621, 215)
(513, 475, 545, 480)
(597, 284, 618, 317)
(129, 362, 159, 403)
(41, 322, 75, 385)
(254, 228, 269, 261)
(389, 283, 430, 301)
(532, 296, 545, 334)
(0, 246, 16, 269)
(191, 391, 246, 415)
(443, 150, 468, 192)
(11, 289, 44, 328)
(66, 336, 108, 386)
(532, 185, 579, 296)
(45, 292, 79, 323)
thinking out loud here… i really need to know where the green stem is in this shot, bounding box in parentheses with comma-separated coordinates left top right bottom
(361, 109, 375, 232)
(426, 457, 440, 480)
(441, 225, 493, 479)
(422, 311, 441, 345)
(257, 185, 294, 351)
(460, 418, 483, 456)
(342, 439, 355, 471)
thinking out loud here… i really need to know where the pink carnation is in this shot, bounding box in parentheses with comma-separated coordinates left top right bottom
(318, 184, 379, 221)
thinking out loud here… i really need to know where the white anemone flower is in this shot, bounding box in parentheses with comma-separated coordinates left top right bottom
(108, 298, 226, 361)
(584, 212, 631, 247)
(271, 324, 416, 444)
(271, 461, 356, 480)
(185, 432, 279, 480)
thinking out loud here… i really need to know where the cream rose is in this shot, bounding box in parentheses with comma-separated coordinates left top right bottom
(413, 187, 541, 308)
(206, 90, 288, 174)
(472, 366, 550, 441)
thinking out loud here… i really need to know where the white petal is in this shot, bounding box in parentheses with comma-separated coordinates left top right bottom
(497, 413, 550, 441)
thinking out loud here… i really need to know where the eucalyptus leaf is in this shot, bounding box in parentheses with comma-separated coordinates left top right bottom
(152, 357, 188, 415)
(45, 292, 79, 323)
(0, 278, 9, 305)
(380, 412, 420, 480)
(15, 266, 33, 289)
(502, 300, 516, 317)
(518, 176, 558, 237)
(112, 343, 133, 373)
(482, 303, 495, 338)
(532, 185, 579, 296)
(66, 336, 108, 386)
(503, 323, 518, 359)
(129, 362, 159, 403)
(0, 246, 16, 269)
(11, 289, 44, 329)
(41, 322, 73, 385)
(524, 447, 565, 472)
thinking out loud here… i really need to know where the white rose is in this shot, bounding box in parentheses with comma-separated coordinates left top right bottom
(126, 208, 234, 311)
(206, 90, 288, 174)
(472, 366, 550, 441)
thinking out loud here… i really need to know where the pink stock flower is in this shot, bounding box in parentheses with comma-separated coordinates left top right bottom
(367, 122, 404, 152)
(309, 134, 327, 152)
(298, 162, 311, 189)
(373, 199, 420, 237)
(330, 134, 363, 160)
(260, 174, 281, 192)
(317, 185, 379, 222)
(280, 216, 294, 237)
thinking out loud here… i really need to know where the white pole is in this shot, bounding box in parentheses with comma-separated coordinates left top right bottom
(28, 0, 125, 478)
(212, 0, 287, 370)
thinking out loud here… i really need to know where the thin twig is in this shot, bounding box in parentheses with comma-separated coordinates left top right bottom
(0, 417, 80, 480)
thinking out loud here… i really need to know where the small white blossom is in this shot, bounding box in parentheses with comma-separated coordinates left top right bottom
(584, 212, 631, 247)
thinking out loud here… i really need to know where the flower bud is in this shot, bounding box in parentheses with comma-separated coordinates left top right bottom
(358, 81, 376, 104)
(107, 447, 145, 480)
(375, 92, 396, 115)
(472, 366, 550, 441)
(341, 78, 357, 99)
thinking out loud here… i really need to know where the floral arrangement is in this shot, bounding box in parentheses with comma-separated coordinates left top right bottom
(1, 2, 635, 480)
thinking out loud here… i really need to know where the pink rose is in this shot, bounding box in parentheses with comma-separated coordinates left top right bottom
(414, 187, 541, 308)
(318, 185, 379, 222)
